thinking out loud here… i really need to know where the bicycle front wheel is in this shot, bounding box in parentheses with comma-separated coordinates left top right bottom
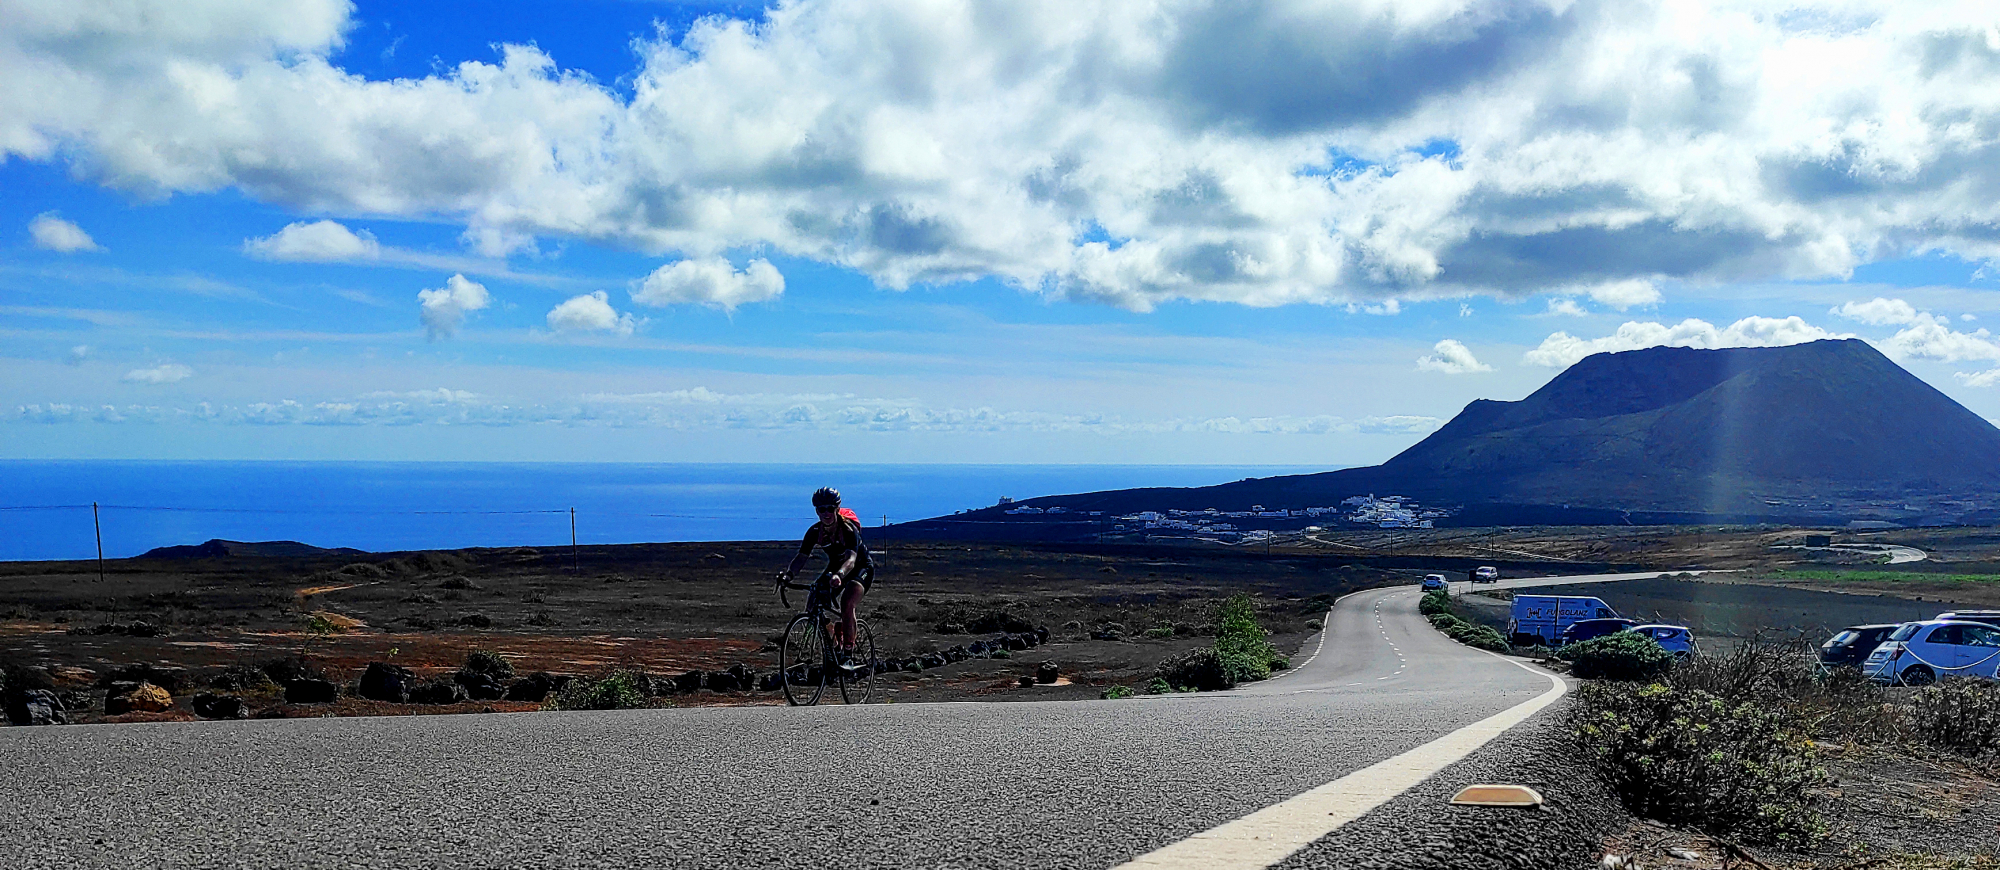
(780, 614, 827, 706)
(838, 617, 877, 705)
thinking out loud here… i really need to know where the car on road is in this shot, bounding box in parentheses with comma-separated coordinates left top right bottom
(1558, 617, 1640, 645)
(1819, 624, 1901, 670)
(1421, 574, 1449, 593)
(1863, 620, 2000, 686)
(1472, 566, 1500, 583)
(1624, 624, 1698, 657)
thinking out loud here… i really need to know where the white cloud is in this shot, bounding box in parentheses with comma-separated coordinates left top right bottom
(1415, 339, 1492, 374)
(1545, 298, 1588, 317)
(547, 291, 636, 336)
(122, 363, 193, 384)
(1831, 297, 1939, 327)
(244, 220, 380, 261)
(631, 258, 785, 311)
(1964, 313, 1980, 322)
(1879, 320, 2000, 363)
(416, 274, 490, 340)
(1955, 368, 2000, 388)
(12, 2, 2000, 309)
(1458, 303, 1473, 318)
(1524, 316, 1850, 368)
(29, 213, 101, 252)
(66, 345, 90, 365)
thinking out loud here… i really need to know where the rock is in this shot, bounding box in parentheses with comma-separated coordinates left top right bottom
(759, 673, 785, 691)
(1019, 632, 1041, 648)
(408, 679, 466, 705)
(935, 622, 967, 634)
(102, 664, 188, 693)
(966, 641, 991, 656)
(726, 663, 756, 690)
(438, 576, 481, 590)
(208, 665, 275, 692)
(1033, 626, 1050, 643)
(707, 671, 740, 692)
(505, 672, 558, 702)
(106, 682, 174, 715)
(260, 656, 326, 687)
(456, 613, 492, 628)
(1036, 662, 1060, 684)
(1089, 629, 1122, 641)
(459, 651, 515, 682)
(919, 653, 947, 669)
(943, 647, 968, 663)
(357, 663, 417, 703)
(192, 692, 247, 720)
(674, 671, 706, 693)
(454, 671, 507, 702)
(1018, 676, 1035, 687)
(48, 665, 97, 684)
(284, 678, 339, 704)
(1002, 634, 1028, 651)
(6, 689, 68, 725)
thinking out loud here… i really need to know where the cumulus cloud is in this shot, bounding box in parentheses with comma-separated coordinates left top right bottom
(416, 274, 490, 340)
(547, 291, 636, 336)
(122, 363, 193, 384)
(1416, 339, 1493, 374)
(1956, 369, 2000, 388)
(1524, 316, 1849, 368)
(1831, 297, 1939, 327)
(631, 257, 785, 311)
(66, 345, 90, 364)
(29, 213, 101, 252)
(10, 2, 2000, 309)
(244, 220, 380, 261)
(1830, 297, 2000, 364)
(1544, 298, 1588, 317)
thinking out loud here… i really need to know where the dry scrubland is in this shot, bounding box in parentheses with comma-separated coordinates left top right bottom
(0, 539, 1399, 722)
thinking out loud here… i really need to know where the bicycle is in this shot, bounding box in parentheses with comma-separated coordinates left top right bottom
(776, 575, 877, 706)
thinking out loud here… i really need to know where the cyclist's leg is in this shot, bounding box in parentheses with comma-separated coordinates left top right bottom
(839, 579, 865, 653)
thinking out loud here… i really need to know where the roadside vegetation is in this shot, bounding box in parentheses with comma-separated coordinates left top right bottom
(1417, 590, 1508, 652)
(1766, 569, 2000, 585)
(1143, 594, 1291, 693)
(1568, 639, 2000, 853)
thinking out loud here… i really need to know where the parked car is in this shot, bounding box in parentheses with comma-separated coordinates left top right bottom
(1472, 566, 1500, 583)
(1558, 617, 1640, 645)
(1819, 624, 1901, 670)
(1934, 610, 2000, 628)
(1625, 624, 1699, 657)
(1507, 595, 1620, 646)
(1863, 620, 2000, 686)
(1421, 574, 1449, 593)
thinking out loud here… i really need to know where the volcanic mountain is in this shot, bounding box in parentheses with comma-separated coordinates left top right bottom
(909, 339, 2000, 531)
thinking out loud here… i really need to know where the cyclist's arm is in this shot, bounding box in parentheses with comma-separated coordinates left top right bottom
(826, 549, 857, 581)
(781, 529, 816, 581)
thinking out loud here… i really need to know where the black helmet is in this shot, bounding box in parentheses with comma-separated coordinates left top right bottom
(811, 487, 841, 509)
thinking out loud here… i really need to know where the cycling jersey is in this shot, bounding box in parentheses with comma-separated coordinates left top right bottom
(797, 513, 874, 589)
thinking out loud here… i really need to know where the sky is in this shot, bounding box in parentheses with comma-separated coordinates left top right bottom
(6, 0, 2000, 467)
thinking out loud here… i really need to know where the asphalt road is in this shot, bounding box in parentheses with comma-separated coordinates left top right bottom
(0, 572, 1656, 869)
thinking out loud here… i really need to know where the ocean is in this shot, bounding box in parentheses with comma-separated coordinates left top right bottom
(0, 461, 1326, 561)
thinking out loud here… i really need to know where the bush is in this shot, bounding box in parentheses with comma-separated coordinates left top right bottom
(1570, 682, 1828, 847)
(459, 650, 515, 682)
(1904, 678, 2000, 758)
(1142, 626, 1176, 640)
(1562, 631, 1673, 681)
(1445, 622, 1509, 652)
(541, 671, 648, 711)
(1101, 685, 1134, 700)
(1156, 647, 1232, 692)
(1665, 639, 1903, 745)
(1144, 677, 1173, 695)
(1417, 590, 1453, 617)
(1213, 594, 1281, 684)
(1426, 612, 1464, 630)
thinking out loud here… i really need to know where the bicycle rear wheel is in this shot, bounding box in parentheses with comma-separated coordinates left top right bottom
(780, 614, 827, 706)
(838, 617, 877, 705)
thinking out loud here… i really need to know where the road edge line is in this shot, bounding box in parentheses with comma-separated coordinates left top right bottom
(1114, 657, 1567, 870)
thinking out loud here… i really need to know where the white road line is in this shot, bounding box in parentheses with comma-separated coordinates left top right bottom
(1114, 657, 1567, 870)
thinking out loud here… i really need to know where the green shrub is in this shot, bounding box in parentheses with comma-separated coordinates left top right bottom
(1305, 619, 1322, 630)
(1213, 594, 1281, 684)
(1665, 639, 1903, 745)
(1570, 682, 1828, 848)
(1417, 591, 1453, 617)
(1562, 631, 1673, 681)
(1156, 647, 1232, 692)
(1904, 678, 2000, 758)
(541, 671, 647, 711)
(1101, 685, 1135, 700)
(460, 650, 515, 682)
(1142, 626, 1176, 640)
(1426, 612, 1464, 630)
(1445, 622, 1509, 652)
(1144, 676, 1173, 695)
(991, 649, 1012, 659)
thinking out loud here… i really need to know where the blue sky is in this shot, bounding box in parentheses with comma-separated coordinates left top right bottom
(7, 1, 2000, 466)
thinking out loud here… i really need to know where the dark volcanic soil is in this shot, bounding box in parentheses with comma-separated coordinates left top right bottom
(0, 539, 1410, 721)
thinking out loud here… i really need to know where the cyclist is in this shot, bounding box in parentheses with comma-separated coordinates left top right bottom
(779, 487, 873, 656)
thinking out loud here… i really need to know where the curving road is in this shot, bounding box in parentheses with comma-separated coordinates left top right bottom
(0, 572, 1659, 869)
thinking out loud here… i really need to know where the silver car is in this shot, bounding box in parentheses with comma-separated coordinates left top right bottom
(1863, 620, 2000, 686)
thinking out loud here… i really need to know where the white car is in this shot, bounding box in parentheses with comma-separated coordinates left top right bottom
(1472, 566, 1500, 583)
(1863, 620, 2000, 686)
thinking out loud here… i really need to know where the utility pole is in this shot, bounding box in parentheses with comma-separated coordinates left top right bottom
(881, 514, 888, 527)
(570, 507, 579, 573)
(93, 502, 104, 582)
